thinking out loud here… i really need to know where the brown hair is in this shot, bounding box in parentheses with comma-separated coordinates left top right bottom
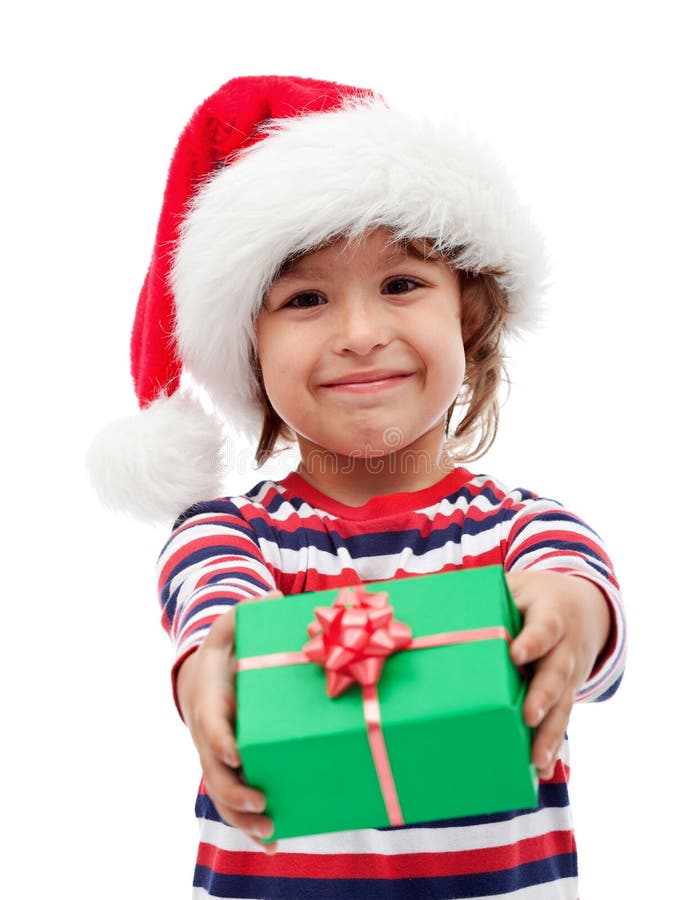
(445, 269, 510, 462)
(253, 249, 510, 467)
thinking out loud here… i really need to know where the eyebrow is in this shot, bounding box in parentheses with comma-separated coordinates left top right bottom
(399, 240, 442, 263)
(274, 239, 441, 281)
(275, 262, 328, 281)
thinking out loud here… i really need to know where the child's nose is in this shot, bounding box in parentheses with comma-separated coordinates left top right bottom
(334, 296, 391, 356)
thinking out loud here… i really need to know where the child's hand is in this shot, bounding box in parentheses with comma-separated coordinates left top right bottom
(176, 592, 283, 854)
(506, 570, 611, 781)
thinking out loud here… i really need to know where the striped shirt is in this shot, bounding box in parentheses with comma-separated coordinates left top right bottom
(158, 467, 625, 899)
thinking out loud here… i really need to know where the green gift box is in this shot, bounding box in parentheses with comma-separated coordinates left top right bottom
(235, 565, 538, 841)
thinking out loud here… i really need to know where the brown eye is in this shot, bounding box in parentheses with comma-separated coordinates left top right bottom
(286, 292, 326, 309)
(382, 278, 422, 295)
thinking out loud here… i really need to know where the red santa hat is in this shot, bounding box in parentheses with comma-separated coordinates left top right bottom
(88, 74, 546, 523)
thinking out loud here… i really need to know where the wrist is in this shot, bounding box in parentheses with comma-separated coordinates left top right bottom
(566, 574, 613, 682)
(572, 575, 611, 652)
(174, 646, 201, 724)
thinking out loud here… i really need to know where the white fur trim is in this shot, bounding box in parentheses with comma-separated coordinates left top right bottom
(86, 392, 224, 523)
(171, 99, 547, 440)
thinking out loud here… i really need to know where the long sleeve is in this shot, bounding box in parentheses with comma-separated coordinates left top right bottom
(503, 495, 626, 702)
(157, 503, 278, 675)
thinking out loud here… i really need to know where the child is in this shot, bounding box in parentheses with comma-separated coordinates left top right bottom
(89, 75, 625, 899)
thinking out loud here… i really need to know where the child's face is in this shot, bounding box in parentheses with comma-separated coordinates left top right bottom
(256, 228, 465, 465)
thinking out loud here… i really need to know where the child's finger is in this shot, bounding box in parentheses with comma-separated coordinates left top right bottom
(201, 757, 277, 851)
(205, 788, 277, 850)
(234, 833, 278, 855)
(521, 642, 575, 728)
(203, 761, 267, 817)
(530, 690, 574, 779)
(510, 604, 565, 667)
(198, 694, 241, 768)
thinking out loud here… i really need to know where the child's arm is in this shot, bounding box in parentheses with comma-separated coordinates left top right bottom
(175, 595, 281, 855)
(507, 570, 611, 781)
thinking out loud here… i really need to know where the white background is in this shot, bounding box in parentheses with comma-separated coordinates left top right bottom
(2, 1, 676, 896)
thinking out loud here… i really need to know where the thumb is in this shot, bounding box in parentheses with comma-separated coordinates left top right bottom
(505, 570, 536, 614)
(506, 571, 545, 666)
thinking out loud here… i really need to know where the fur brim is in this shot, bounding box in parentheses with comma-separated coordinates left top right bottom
(171, 99, 547, 441)
(86, 392, 224, 523)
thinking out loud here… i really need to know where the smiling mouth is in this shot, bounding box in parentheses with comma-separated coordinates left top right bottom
(322, 371, 414, 392)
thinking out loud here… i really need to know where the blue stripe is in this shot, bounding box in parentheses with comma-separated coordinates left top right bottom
(458, 482, 537, 507)
(162, 543, 264, 591)
(180, 596, 237, 626)
(160, 583, 178, 625)
(194, 853, 577, 898)
(377, 783, 570, 833)
(174, 499, 244, 525)
(510, 509, 600, 542)
(512, 539, 610, 579)
(203, 571, 272, 592)
(245, 512, 516, 559)
(594, 672, 623, 701)
(257, 488, 307, 515)
(195, 779, 569, 827)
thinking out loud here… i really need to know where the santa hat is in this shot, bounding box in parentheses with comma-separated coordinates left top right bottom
(87, 74, 546, 524)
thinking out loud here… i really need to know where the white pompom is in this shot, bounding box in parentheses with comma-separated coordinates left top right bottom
(86, 392, 224, 524)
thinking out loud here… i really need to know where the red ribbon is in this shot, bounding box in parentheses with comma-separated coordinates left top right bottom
(236, 584, 512, 826)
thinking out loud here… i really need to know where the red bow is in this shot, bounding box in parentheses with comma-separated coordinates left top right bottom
(303, 586, 413, 697)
